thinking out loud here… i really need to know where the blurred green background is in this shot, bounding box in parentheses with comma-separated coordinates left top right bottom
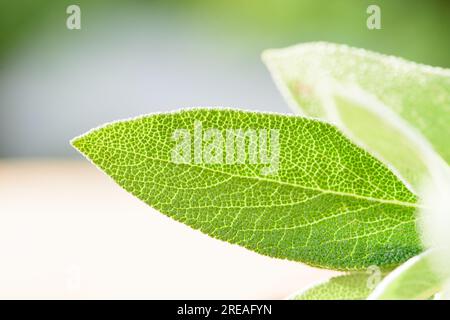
(1, 0, 449, 157)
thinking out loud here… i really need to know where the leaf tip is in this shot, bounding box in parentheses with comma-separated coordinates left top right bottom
(260, 49, 274, 63)
(261, 47, 285, 67)
(70, 132, 90, 156)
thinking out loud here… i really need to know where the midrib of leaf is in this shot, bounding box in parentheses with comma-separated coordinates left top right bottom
(95, 141, 419, 209)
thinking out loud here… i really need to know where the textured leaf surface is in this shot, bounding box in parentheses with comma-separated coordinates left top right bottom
(369, 250, 443, 300)
(291, 272, 380, 300)
(263, 42, 450, 190)
(72, 109, 422, 270)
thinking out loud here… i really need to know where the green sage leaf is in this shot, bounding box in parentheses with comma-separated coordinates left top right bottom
(72, 109, 422, 270)
(291, 272, 383, 300)
(263, 42, 450, 190)
(369, 250, 443, 300)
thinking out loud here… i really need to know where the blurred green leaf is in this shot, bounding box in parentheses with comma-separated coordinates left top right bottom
(291, 272, 383, 300)
(369, 250, 444, 300)
(263, 42, 450, 190)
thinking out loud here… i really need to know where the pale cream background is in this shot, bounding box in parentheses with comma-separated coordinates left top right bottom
(0, 161, 338, 299)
